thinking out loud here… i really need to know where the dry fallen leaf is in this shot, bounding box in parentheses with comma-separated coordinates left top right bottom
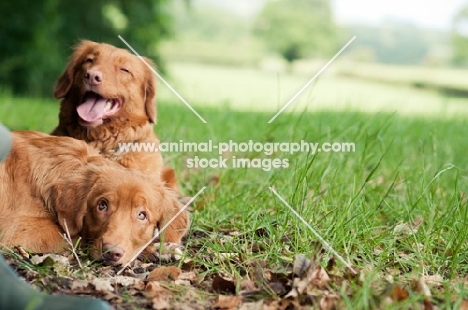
(261, 301, 279, 310)
(239, 300, 263, 310)
(240, 279, 257, 291)
(213, 295, 242, 309)
(380, 285, 410, 307)
(114, 275, 144, 289)
(286, 255, 331, 300)
(174, 279, 191, 286)
(412, 279, 433, 310)
(101, 291, 122, 302)
(181, 258, 195, 271)
(307, 266, 330, 289)
(269, 282, 286, 295)
(145, 281, 170, 297)
(71, 279, 90, 290)
(293, 254, 311, 277)
(460, 299, 468, 310)
(178, 271, 198, 282)
(390, 285, 409, 301)
(393, 216, 423, 237)
(320, 293, 339, 310)
(212, 275, 236, 294)
(31, 254, 69, 267)
(152, 296, 170, 310)
(92, 278, 114, 292)
(424, 274, 443, 285)
(148, 266, 181, 282)
(412, 279, 431, 297)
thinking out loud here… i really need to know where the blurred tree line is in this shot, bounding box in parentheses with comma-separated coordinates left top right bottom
(0, 0, 172, 96)
(343, 23, 450, 65)
(452, 3, 468, 66)
(160, 1, 263, 66)
(163, 0, 451, 68)
(162, 0, 340, 67)
(2, 0, 463, 98)
(254, 0, 338, 64)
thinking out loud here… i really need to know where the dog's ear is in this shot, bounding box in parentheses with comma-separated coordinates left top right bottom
(50, 176, 94, 236)
(157, 189, 189, 244)
(161, 167, 180, 195)
(54, 40, 97, 99)
(142, 57, 157, 124)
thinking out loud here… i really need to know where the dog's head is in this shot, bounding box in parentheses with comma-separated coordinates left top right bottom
(51, 163, 188, 266)
(54, 40, 157, 127)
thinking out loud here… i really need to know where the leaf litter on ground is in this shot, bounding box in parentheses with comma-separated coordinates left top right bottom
(3, 236, 467, 309)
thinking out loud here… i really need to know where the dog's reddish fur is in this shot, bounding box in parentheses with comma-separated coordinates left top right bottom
(51, 40, 178, 191)
(0, 131, 188, 265)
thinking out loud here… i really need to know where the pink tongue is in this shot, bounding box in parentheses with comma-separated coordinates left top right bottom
(77, 97, 108, 122)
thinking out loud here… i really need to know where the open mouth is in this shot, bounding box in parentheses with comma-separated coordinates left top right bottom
(77, 92, 122, 126)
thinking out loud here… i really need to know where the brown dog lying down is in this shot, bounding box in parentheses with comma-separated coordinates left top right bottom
(0, 131, 188, 266)
(51, 40, 179, 193)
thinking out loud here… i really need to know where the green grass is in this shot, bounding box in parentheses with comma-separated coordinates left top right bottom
(2, 91, 467, 308)
(166, 103, 468, 308)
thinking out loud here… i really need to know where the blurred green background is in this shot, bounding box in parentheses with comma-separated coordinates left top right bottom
(1, 0, 468, 116)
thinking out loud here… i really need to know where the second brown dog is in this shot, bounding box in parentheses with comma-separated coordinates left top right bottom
(0, 131, 188, 266)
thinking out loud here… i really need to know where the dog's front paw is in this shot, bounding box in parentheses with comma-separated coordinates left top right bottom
(141, 242, 184, 262)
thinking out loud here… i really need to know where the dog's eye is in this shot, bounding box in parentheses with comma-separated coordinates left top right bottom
(137, 211, 146, 221)
(85, 57, 93, 64)
(120, 68, 130, 73)
(97, 200, 108, 212)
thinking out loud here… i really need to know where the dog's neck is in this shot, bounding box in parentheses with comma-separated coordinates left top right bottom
(69, 121, 156, 152)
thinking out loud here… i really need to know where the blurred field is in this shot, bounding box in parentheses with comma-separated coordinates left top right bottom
(339, 62, 468, 96)
(158, 61, 468, 117)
